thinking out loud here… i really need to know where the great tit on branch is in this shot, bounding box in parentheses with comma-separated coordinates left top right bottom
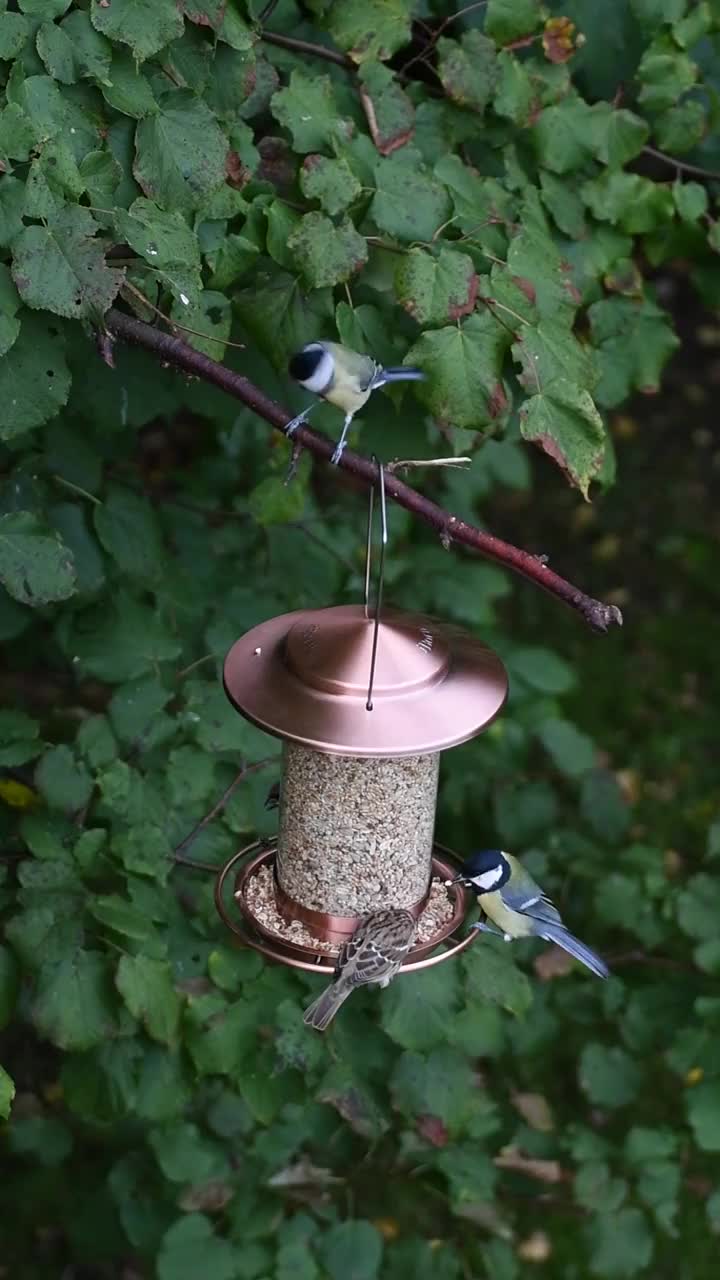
(286, 341, 425, 465)
(303, 907, 417, 1031)
(453, 849, 609, 979)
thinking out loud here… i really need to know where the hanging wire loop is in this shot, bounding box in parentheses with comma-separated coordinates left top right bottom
(365, 455, 387, 711)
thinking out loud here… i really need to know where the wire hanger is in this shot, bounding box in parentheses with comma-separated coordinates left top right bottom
(363, 456, 387, 711)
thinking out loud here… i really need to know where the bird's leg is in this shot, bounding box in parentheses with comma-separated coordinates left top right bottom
(471, 921, 510, 941)
(284, 406, 313, 438)
(330, 413, 354, 466)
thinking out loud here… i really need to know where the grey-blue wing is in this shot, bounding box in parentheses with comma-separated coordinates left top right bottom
(502, 877, 564, 931)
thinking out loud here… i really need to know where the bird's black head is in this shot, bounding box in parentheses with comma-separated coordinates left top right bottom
(454, 849, 510, 893)
(288, 343, 327, 384)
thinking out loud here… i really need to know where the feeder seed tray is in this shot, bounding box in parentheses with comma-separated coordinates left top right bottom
(215, 839, 479, 975)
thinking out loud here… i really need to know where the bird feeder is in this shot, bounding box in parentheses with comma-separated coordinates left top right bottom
(215, 469, 508, 976)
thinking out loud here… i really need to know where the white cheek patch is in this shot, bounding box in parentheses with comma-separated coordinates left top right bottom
(472, 866, 504, 891)
(301, 348, 334, 394)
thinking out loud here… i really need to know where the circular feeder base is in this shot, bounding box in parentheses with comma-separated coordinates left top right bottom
(215, 838, 479, 975)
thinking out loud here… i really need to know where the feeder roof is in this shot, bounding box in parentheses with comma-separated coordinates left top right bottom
(223, 604, 507, 758)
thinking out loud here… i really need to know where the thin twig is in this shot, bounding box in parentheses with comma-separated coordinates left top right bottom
(387, 456, 472, 472)
(172, 757, 278, 860)
(260, 30, 353, 69)
(641, 145, 720, 182)
(105, 308, 624, 632)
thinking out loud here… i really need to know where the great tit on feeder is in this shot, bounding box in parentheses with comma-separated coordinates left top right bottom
(452, 849, 609, 979)
(303, 907, 417, 1031)
(285, 341, 425, 465)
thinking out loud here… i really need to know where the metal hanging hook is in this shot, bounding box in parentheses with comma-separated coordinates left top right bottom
(364, 456, 387, 711)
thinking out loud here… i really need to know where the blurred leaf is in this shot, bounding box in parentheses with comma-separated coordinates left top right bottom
(157, 1214, 238, 1280)
(116, 954, 181, 1045)
(537, 718, 596, 777)
(579, 1043, 642, 1107)
(33, 950, 118, 1051)
(585, 1208, 654, 1278)
(320, 1221, 383, 1280)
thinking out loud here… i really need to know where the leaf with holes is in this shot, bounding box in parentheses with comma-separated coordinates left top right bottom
(0, 512, 76, 606)
(520, 377, 605, 497)
(395, 247, 478, 328)
(288, 213, 368, 289)
(134, 93, 228, 214)
(512, 319, 598, 395)
(11, 207, 123, 321)
(90, 0, 184, 63)
(358, 61, 414, 155)
(299, 155, 362, 217)
(371, 148, 451, 244)
(588, 295, 680, 407)
(0, 313, 71, 439)
(327, 0, 413, 64)
(438, 32, 498, 115)
(406, 311, 512, 430)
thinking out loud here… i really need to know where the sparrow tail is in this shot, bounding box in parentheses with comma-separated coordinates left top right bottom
(303, 982, 353, 1031)
(540, 923, 609, 979)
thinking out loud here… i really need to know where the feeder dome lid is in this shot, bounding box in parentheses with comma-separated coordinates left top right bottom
(223, 604, 507, 757)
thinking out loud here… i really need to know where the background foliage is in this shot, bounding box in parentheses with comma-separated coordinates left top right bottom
(1, 1, 719, 1277)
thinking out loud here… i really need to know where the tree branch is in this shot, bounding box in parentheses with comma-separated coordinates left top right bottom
(260, 30, 353, 70)
(172, 756, 278, 862)
(105, 308, 623, 633)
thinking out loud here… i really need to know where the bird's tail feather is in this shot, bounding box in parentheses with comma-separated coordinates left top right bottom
(303, 983, 353, 1031)
(540, 924, 609, 979)
(374, 367, 426, 387)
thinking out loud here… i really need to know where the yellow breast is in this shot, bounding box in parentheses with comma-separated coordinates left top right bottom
(480, 891, 533, 938)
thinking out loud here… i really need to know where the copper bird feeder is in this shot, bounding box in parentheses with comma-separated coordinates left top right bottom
(216, 464, 508, 976)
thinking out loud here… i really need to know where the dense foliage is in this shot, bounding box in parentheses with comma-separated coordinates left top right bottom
(1, 1, 719, 1277)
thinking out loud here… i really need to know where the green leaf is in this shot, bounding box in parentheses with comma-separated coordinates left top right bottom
(464, 939, 533, 1016)
(381, 963, 458, 1050)
(247, 472, 308, 526)
(591, 107, 650, 169)
(0, 511, 76, 606)
(33, 950, 117, 1051)
(35, 745, 93, 813)
(395, 247, 478, 327)
(653, 100, 705, 153)
(687, 1080, 720, 1151)
(358, 60, 414, 155)
(317, 1224, 383, 1280)
(90, 0, 184, 63)
(582, 171, 675, 234)
(12, 206, 123, 320)
(486, 0, 542, 43)
(507, 646, 576, 694)
(405, 311, 511, 430)
(299, 155, 362, 216)
(371, 148, 452, 243)
(0, 11, 29, 59)
(391, 1046, 479, 1133)
(512, 319, 597, 395)
(0, 263, 21, 358)
(638, 37, 697, 112)
(327, 0, 413, 64)
(287, 212, 368, 289)
(115, 954, 181, 1045)
(114, 198, 200, 269)
(158, 1214, 238, 1280)
(149, 1121, 225, 1183)
(537, 718, 596, 777)
(0, 1064, 14, 1120)
(579, 1043, 642, 1108)
(585, 1209, 654, 1279)
(134, 93, 227, 213)
(520, 378, 606, 498)
(533, 97, 597, 174)
(674, 180, 708, 222)
(0, 313, 71, 439)
(102, 48, 157, 118)
(94, 487, 165, 582)
(60, 592, 181, 682)
(676, 874, 720, 941)
(575, 1161, 628, 1214)
(588, 295, 680, 407)
(271, 70, 344, 153)
(42, 10, 112, 85)
(580, 770, 629, 843)
(437, 32, 498, 115)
